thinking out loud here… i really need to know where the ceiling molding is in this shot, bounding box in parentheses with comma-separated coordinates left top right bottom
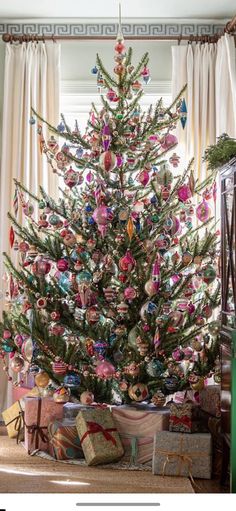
(0, 22, 226, 38)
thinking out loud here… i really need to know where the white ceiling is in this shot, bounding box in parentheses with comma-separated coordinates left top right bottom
(0, 0, 235, 20)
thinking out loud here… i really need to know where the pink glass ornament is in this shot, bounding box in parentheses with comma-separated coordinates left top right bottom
(92, 205, 109, 237)
(86, 171, 94, 183)
(64, 167, 79, 188)
(119, 250, 136, 272)
(177, 184, 192, 202)
(161, 133, 178, 151)
(102, 123, 112, 151)
(187, 302, 196, 314)
(95, 360, 116, 379)
(116, 154, 123, 167)
(124, 287, 137, 301)
(196, 200, 211, 222)
(3, 330, 11, 340)
(138, 170, 150, 186)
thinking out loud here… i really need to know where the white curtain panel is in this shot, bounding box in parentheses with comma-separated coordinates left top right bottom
(172, 34, 236, 181)
(215, 33, 236, 138)
(0, 41, 60, 415)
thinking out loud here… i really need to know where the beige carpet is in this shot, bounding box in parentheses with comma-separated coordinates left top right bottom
(0, 430, 194, 494)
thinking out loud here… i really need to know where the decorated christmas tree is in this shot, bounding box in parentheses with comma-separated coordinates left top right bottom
(0, 31, 220, 406)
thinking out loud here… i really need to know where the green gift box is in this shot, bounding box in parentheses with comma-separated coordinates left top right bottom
(76, 408, 124, 466)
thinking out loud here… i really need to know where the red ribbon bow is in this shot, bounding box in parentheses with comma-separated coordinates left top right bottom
(80, 421, 117, 446)
(170, 415, 192, 428)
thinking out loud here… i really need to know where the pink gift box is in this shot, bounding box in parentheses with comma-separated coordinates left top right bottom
(24, 397, 64, 454)
(112, 406, 170, 465)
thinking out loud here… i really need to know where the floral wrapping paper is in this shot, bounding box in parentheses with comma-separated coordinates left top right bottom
(2, 400, 24, 439)
(24, 397, 64, 453)
(199, 385, 221, 417)
(169, 402, 202, 433)
(76, 408, 124, 466)
(112, 405, 170, 465)
(48, 419, 84, 460)
(152, 431, 212, 479)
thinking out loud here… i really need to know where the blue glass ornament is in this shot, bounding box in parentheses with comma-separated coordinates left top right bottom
(85, 204, 93, 213)
(70, 250, 80, 262)
(76, 270, 92, 283)
(109, 333, 117, 346)
(57, 121, 65, 132)
(59, 273, 71, 293)
(147, 302, 157, 314)
(2, 344, 13, 352)
(64, 372, 81, 388)
(48, 213, 60, 226)
(151, 195, 157, 204)
(91, 65, 98, 75)
(143, 75, 150, 84)
(76, 147, 84, 158)
(135, 219, 141, 233)
(94, 341, 108, 357)
(29, 364, 40, 375)
(29, 116, 36, 125)
(164, 375, 179, 392)
(146, 359, 163, 377)
(180, 98, 187, 129)
(88, 217, 95, 225)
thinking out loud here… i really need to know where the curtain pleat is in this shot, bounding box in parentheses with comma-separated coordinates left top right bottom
(0, 41, 60, 416)
(172, 34, 236, 181)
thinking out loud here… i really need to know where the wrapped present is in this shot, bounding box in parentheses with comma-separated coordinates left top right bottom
(24, 397, 64, 454)
(2, 400, 24, 440)
(169, 402, 202, 433)
(76, 408, 124, 466)
(63, 402, 92, 419)
(199, 385, 221, 417)
(153, 431, 212, 479)
(48, 419, 84, 460)
(112, 405, 170, 465)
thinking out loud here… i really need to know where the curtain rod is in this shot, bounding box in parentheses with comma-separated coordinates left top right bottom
(1, 33, 227, 43)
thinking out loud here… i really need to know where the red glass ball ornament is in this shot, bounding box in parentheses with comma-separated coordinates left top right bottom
(115, 41, 125, 53)
(95, 360, 116, 379)
(32, 257, 51, 276)
(99, 150, 117, 172)
(57, 258, 69, 272)
(119, 250, 136, 272)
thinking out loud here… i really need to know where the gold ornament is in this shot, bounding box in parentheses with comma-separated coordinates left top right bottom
(190, 377, 205, 391)
(126, 217, 134, 241)
(35, 371, 50, 388)
(128, 383, 149, 402)
(53, 386, 70, 403)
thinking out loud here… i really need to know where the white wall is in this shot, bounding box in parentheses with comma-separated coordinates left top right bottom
(61, 39, 173, 82)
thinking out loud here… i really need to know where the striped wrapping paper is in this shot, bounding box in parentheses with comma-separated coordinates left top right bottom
(112, 406, 170, 465)
(48, 419, 84, 460)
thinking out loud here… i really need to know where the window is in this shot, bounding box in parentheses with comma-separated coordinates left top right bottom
(60, 80, 172, 133)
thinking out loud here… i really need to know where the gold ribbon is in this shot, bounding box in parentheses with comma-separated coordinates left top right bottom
(159, 435, 206, 490)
